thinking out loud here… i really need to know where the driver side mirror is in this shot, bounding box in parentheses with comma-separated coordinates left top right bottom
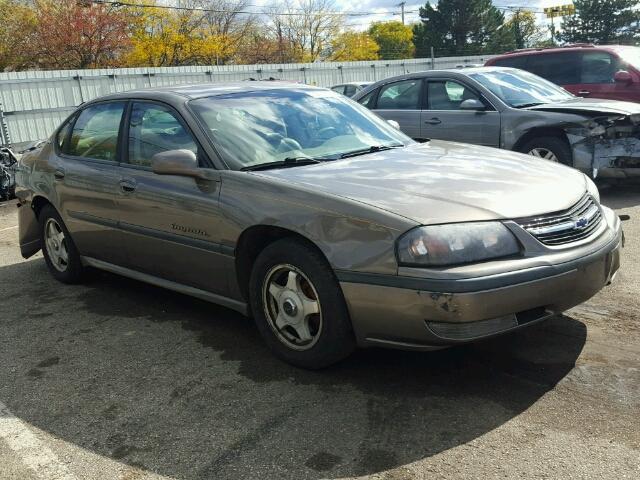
(387, 119, 401, 130)
(614, 70, 633, 84)
(460, 99, 486, 111)
(151, 149, 216, 180)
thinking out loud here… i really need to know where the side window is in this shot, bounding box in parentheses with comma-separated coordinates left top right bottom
(377, 79, 421, 110)
(331, 85, 345, 95)
(358, 89, 377, 108)
(427, 80, 480, 110)
(67, 102, 125, 161)
(492, 55, 529, 69)
(528, 53, 579, 84)
(127, 102, 198, 168)
(56, 115, 74, 153)
(344, 85, 357, 97)
(581, 52, 619, 84)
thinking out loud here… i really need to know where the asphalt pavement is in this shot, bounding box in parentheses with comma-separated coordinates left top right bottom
(0, 185, 638, 480)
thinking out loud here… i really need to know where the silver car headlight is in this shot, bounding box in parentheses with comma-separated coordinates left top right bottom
(396, 222, 521, 267)
(585, 175, 600, 203)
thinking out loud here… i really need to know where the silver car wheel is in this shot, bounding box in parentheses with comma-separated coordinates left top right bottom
(262, 264, 323, 351)
(44, 218, 69, 272)
(528, 147, 558, 162)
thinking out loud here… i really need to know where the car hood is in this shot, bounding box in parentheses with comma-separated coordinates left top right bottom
(257, 141, 588, 225)
(526, 97, 640, 119)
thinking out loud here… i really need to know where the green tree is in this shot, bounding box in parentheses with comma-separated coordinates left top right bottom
(412, 0, 508, 57)
(507, 10, 546, 50)
(330, 31, 379, 61)
(558, 0, 640, 44)
(368, 21, 414, 60)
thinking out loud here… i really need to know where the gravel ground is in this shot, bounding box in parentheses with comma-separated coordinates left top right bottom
(0, 187, 638, 480)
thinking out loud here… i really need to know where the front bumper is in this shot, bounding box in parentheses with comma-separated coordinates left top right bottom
(339, 217, 623, 351)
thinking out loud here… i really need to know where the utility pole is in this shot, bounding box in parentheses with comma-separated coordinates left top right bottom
(398, 2, 405, 25)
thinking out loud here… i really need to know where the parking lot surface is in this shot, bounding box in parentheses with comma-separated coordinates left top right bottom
(0, 186, 638, 480)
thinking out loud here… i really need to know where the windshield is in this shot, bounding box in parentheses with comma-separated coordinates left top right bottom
(618, 46, 640, 71)
(469, 69, 574, 108)
(190, 89, 412, 170)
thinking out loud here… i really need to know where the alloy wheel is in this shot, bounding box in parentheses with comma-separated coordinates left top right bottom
(44, 218, 69, 272)
(262, 264, 323, 351)
(528, 147, 559, 162)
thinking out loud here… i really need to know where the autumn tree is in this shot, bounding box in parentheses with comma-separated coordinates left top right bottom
(506, 10, 545, 50)
(0, 0, 37, 71)
(368, 21, 414, 60)
(330, 31, 379, 61)
(33, 0, 131, 69)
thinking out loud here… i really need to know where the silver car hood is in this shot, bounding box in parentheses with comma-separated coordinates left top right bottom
(258, 141, 587, 225)
(526, 97, 640, 119)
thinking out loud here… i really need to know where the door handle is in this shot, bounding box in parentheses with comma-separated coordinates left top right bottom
(424, 118, 442, 125)
(119, 179, 137, 193)
(53, 169, 65, 180)
(578, 90, 590, 96)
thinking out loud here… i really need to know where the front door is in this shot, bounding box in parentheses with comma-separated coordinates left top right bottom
(54, 101, 127, 265)
(422, 79, 500, 147)
(372, 78, 424, 140)
(116, 101, 230, 296)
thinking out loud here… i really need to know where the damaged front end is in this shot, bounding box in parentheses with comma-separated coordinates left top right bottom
(564, 113, 640, 178)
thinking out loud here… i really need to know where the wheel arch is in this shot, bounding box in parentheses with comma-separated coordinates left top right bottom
(513, 127, 571, 154)
(234, 224, 332, 303)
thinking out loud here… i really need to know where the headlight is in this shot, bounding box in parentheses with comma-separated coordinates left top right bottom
(585, 175, 600, 203)
(396, 222, 521, 267)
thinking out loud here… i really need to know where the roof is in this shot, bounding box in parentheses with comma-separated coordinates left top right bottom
(96, 81, 323, 102)
(495, 44, 631, 57)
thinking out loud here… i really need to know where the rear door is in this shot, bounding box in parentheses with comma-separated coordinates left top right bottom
(54, 101, 127, 265)
(115, 100, 230, 296)
(371, 78, 424, 140)
(422, 78, 500, 147)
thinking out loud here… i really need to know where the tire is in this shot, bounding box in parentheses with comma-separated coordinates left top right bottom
(39, 205, 84, 283)
(249, 238, 356, 369)
(520, 136, 573, 166)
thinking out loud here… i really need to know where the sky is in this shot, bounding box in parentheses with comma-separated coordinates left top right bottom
(337, 0, 567, 31)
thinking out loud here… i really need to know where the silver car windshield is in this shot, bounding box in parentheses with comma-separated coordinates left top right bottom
(469, 69, 574, 108)
(190, 89, 412, 170)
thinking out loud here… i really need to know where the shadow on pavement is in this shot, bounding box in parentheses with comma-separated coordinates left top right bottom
(0, 259, 587, 479)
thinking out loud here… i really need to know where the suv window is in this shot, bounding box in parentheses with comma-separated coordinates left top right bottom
(581, 51, 620, 84)
(528, 52, 580, 84)
(377, 79, 421, 110)
(427, 80, 481, 110)
(127, 102, 198, 168)
(67, 102, 125, 161)
(491, 56, 529, 69)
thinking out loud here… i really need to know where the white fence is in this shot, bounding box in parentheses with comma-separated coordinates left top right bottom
(0, 55, 494, 147)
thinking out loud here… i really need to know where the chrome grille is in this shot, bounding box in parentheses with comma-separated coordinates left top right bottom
(516, 195, 603, 246)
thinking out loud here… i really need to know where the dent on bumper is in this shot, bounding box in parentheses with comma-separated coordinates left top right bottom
(340, 228, 622, 351)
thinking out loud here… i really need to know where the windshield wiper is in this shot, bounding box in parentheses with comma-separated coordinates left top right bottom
(514, 102, 545, 108)
(240, 156, 321, 172)
(339, 144, 404, 159)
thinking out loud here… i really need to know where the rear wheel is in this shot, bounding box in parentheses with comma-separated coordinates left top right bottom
(521, 136, 572, 166)
(39, 205, 84, 283)
(249, 238, 355, 369)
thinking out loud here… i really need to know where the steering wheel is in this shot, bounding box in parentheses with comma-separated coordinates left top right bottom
(276, 137, 303, 153)
(317, 126, 337, 137)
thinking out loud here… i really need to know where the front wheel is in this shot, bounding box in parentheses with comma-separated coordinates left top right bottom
(249, 238, 355, 369)
(521, 136, 573, 166)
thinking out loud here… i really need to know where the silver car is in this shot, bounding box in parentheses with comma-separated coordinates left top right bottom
(15, 83, 622, 368)
(353, 67, 640, 178)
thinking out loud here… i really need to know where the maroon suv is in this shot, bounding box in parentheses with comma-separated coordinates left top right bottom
(486, 44, 640, 103)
